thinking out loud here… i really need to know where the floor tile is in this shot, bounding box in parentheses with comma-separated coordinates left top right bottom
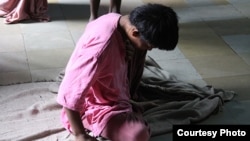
(65, 19, 87, 31)
(231, 0, 250, 18)
(204, 74, 250, 101)
(178, 38, 235, 58)
(228, 100, 250, 124)
(222, 34, 250, 66)
(232, 3, 250, 18)
(227, 0, 250, 4)
(188, 54, 250, 78)
(238, 53, 250, 66)
(174, 7, 203, 23)
(147, 48, 202, 82)
(142, 0, 187, 7)
(179, 21, 220, 40)
(65, 20, 87, 43)
(158, 58, 203, 82)
(147, 48, 206, 85)
(186, 0, 213, 6)
(0, 52, 29, 72)
(192, 5, 244, 21)
(69, 29, 84, 45)
(27, 48, 73, 70)
(222, 34, 250, 53)
(214, 0, 229, 5)
(146, 47, 206, 88)
(0, 34, 25, 52)
(23, 31, 75, 51)
(20, 20, 69, 34)
(147, 48, 186, 60)
(0, 19, 21, 34)
(185, 0, 228, 7)
(206, 18, 250, 35)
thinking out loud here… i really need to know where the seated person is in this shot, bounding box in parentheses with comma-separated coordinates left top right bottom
(57, 3, 179, 141)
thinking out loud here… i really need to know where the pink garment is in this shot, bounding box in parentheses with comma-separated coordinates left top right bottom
(57, 13, 133, 136)
(101, 113, 150, 141)
(0, 0, 49, 24)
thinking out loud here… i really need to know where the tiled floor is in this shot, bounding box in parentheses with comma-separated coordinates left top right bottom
(0, 0, 250, 140)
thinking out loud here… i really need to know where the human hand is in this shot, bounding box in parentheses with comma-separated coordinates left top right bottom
(125, 40, 135, 61)
(75, 133, 98, 141)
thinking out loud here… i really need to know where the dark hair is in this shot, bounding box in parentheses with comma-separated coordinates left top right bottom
(129, 3, 179, 50)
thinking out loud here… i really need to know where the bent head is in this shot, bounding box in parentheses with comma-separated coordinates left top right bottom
(128, 4, 179, 51)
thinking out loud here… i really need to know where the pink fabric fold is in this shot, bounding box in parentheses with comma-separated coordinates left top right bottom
(0, 0, 49, 24)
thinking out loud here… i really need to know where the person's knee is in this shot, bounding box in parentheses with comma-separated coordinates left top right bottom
(133, 126, 150, 141)
(103, 123, 150, 141)
(101, 113, 150, 141)
(124, 123, 150, 141)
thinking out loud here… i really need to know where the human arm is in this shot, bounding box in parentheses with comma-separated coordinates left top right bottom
(64, 107, 97, 141)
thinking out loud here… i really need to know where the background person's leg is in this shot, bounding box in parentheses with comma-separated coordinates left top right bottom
(89, 0, 100, 21)
(109, 0, 121, 13)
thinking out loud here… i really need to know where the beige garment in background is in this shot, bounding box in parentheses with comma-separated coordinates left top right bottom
(0, 0, 49, 24)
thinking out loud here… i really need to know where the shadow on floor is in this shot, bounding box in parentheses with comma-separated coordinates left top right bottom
(48, 3, 110, 21)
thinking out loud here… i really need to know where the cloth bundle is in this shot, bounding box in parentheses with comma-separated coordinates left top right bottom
(134, 56, 235, 136)
(0, 0, 49, 24)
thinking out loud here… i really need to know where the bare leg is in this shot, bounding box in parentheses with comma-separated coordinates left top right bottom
(109, 0, 121, 13)
(89, 0, 100, 21)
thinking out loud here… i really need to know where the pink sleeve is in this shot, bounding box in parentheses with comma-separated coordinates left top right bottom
(57, 54, 99, 111)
